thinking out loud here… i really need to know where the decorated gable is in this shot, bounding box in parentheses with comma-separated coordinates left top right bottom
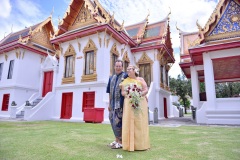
(201, 0, 240, 42)
(68, 2, 97, 31)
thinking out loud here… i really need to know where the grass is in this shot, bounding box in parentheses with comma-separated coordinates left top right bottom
(0, 121, 240, 160)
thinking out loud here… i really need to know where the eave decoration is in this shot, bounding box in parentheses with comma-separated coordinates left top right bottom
(198, 0, 240, 43)
(137, 52, 153, 65)
(84, 0, 124, 31)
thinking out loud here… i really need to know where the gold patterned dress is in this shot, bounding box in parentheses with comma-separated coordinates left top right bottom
(120, 77, 150, 151)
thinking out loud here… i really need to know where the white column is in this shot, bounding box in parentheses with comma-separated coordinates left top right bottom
(52, 66, 58, 92)
(203, 53, 216, 109)
(190, 66, 200, 109)
(39, 70, 44, 97)
(153, 60, 159, 88)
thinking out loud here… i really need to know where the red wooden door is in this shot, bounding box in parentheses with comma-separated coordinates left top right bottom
(2, 94, 10, 111)
(82, 92, 95, 112)
(61, 92, 73, 119)
(42, 71, 53, 97)
(164, 98, 168, 118)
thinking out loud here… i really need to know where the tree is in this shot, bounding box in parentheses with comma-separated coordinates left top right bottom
(215, 82, 240, 98)
(169, 74, 191, 114)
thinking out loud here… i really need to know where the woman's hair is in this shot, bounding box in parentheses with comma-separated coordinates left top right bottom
(128, 65, 139, 76)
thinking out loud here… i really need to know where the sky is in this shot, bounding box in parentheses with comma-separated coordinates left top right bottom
(0, 0, 218, 78)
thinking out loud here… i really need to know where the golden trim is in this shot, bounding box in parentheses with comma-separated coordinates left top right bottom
(81, 38, 98, 82)
(110, 43, 120, 75)
(15, 48, 19, 59)
(110, 43, 120, 56)
(106, 33, 112, 48)
(97, 32, 102, 48)
(137, 52, 153, 85)
(160, 82, 164, 88)
(121, 44, 126, 56)
(205, 31, 240, 42)
(62, 44, 76, 84)
(138, 52, 153, 64)
(122, 51, 130, 62)
(164, 85, 170, 91)
(22, 50, 25, 59)
(123, 51, 130, 70)
(4, 54, 8, 61)
(202, 0, 225, 35)
(62, 77, 75, 84)
(81, 74, 97, 82)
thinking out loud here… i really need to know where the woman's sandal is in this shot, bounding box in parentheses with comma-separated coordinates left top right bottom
(111, 143, 122, 149)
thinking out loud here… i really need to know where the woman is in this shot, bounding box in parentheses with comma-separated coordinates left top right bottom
(120, 65, 150, 151)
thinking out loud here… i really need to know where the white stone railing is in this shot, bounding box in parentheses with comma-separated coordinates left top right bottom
(10, 92, 40, 118)
(24, 92, 55, 121)
(146, 82, 155, 123)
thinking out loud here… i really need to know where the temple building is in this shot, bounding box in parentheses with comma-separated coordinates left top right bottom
(0, 0, 175, 122)
(179, 0, 240, 124)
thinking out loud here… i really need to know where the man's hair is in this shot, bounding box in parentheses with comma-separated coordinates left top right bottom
(115, 59, 123, 67)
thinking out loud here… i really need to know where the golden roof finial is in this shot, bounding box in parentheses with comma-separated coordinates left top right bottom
(110, 11, 115, 23)
(175, 22, 181, 32)
(29, 26, 32, 35)
(18, 35, 22, 42)
(50, 6, 54, 17)
(196, 19, 203, 31)
(146, 9, 150, 21)
(167, 7, 171, 20)
(120, 20, 124, 30)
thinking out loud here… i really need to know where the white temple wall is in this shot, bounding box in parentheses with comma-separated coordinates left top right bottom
(0, 49, 41, 117)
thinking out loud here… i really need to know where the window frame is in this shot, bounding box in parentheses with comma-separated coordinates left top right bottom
(0, 63, 3, 80)
(7, 60, 14, 79)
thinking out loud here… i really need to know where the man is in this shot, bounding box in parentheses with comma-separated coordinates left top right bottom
(106, 60, 127, 149)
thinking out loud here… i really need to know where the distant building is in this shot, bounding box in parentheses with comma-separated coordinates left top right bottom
(179, 0, 240, 124)
(0, 0, 175, 122)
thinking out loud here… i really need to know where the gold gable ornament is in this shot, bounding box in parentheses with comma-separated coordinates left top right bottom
(137, 52, 153, 65)
(123, 51, 130, 63)
(110, 43, 120, 57)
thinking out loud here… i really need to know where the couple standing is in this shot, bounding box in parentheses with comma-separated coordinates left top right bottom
(106, 60, 150, 151)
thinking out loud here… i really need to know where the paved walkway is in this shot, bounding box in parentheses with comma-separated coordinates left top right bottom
(149, 116, 197, 127)
(1, 116, 239, 127)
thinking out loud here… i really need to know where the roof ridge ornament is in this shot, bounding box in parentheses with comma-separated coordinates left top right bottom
(196, 19, 204, 42)
(50, 6, 54, 18)
(167, 7, 171, 21)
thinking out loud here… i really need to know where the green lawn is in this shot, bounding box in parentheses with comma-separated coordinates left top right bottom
(0, 121, 240, 160)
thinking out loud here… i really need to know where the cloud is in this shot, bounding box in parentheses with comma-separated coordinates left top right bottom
(14, 0, 42, 18)
(0, 0, 11, 18)
(0, 0, 46, 39)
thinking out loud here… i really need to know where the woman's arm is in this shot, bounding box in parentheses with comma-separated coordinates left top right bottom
(120, 83, 125, 96)
(137, 77, 148, 96)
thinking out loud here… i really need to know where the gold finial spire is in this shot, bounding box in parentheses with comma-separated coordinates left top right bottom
(50, 6, 54, 17)
(146, 9, 150, 21)
(175, 22, 181, 32)
(196, 19, 203, 31)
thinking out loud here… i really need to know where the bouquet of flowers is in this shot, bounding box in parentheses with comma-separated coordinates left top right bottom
(124, 83, 143, 112)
